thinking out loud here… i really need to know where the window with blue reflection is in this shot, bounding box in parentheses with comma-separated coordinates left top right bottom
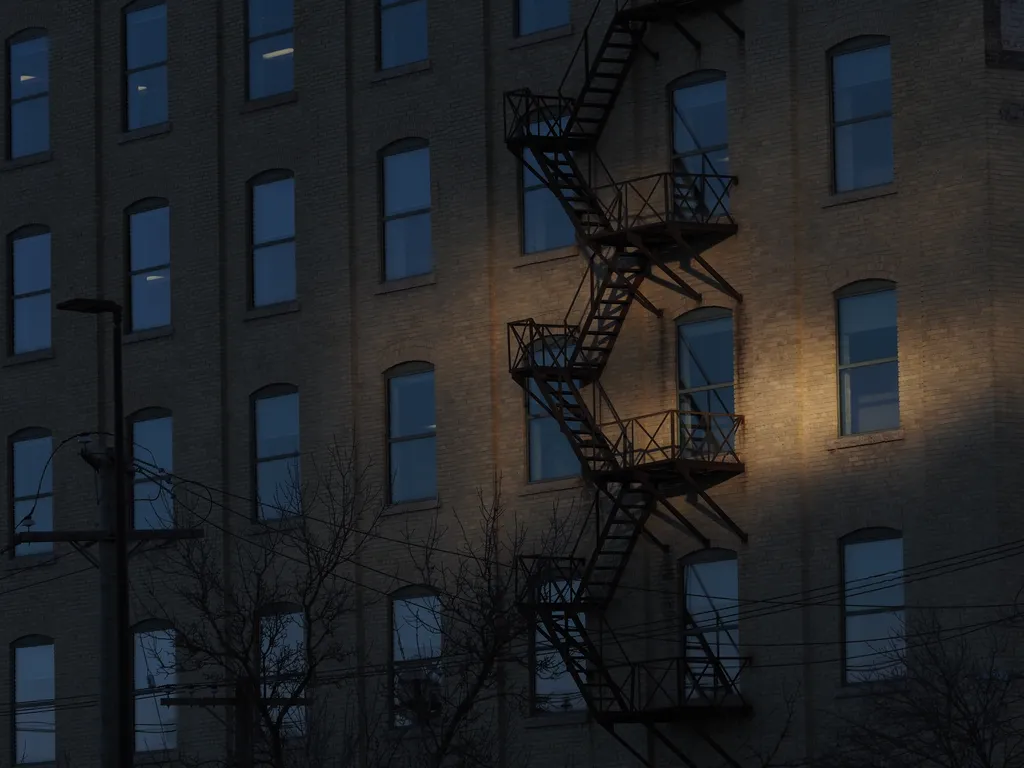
(11, 229, 51, 354)
(832, 41, 893, 192)
(131, 413, 174, 530)
(533, 580, 584, 713)
(527, 338, 579, 482)
(13, 639, 55, 764)
(842, 531, 904, 683)
(380, 0, 428, 70)
(837, 284, 899, 435)
(523, 118, 575, 254)
(683, 552, 740, 691)
(8, 33, 50, 159)
(252, 173, 296, 306)
(388, 368, 436, 503)
(128, 203, 171, 331)
(382, 144, 432, 281)
(134, 627, 177, 751)
(248, 0, 294, 99)
(672, 74, 730, 216)
(517, 0, 569, 36)
(254, 389, 301, 519)
(677, 309, 735, 455)
(11, 431, 53, 558)
(125, 2, 168, 130)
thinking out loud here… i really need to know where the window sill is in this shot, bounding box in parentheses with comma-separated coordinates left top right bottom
(822, 182, 897, 209)
(245, 300, 301, 321)
(375, 273, 436, 295)
(520, 475, 583, 497)
(135, 748, 178, 765)
(524, 709, 588, 727)
(241, 91, 298, 113)
(118, 121, 172, 144)
(3, 348, 54, 367)
(372, 59, 432, 83)
(515, 245, 579, 270)
(384, 498, 440, 517)
(248, 515, 304, 536)
(4, 552, 58, 571)
(1, 150, 53, 172)
(510, 24, 574, 49)
(124, 326, 174, 345)
(827, 428, 904, 452)
(835, 677, 905, 699)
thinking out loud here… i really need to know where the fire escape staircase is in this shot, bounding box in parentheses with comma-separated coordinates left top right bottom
(506, 1, 750, 766)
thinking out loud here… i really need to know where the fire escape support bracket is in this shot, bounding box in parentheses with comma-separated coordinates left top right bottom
(650, 725, 702, 768)
(631, 286, 663, 318)
(699, 729, 748, 768)
(668, 224, 743, 303)
(672, 21, 702, 53)
(650, 489, 711, 547)
(603, 723, 655, 768)
(628, 233, 702, 302)
(638, 40, 659, 62)
(685, 473, 749, 544)
(714, 10, 745, 42)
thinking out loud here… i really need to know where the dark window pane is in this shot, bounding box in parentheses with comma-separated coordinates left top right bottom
(9, 37, 49, 100)
(249, 33, 294, 99)
(529, 417, 578, 481)
(257, 456, 301, 518)
(845, 610, 904, 681)
(13, 436, 52, 496)
(14, 294, 50, 354)
(844, 538, 903, 608)
(840, 361, 899, 435)
(14, 496, 52, 556)
(672, 78, 727, 154)
(524, 188, 574, 253)
(11, 97, 49, 158)
(389, 372, 435, 437)
(393, 595, 442, 660)
(13, 232, 51, 295)
(518, 0, 569, 35)
(130, 207, 170, 270)
(390, 436, 437, 502)
(131, 268, 171, 330)
(253, 242, 297, 306)
(249, 0, 293, 37)
(384, 212, 432, 280)
(15, 644, 54, 701)
(126, 5, 167, 69)
(253, 177, 295, 243)
(384, 147, 430, 215)
(15, 707, 55, 763)
(678, 316, 733, 389)
(835, 116, 893, 192)
(833, 45, 891, 123)
(135, 692, 177, 752)
(127, 66, 168, 130)
(380, 0, 428, 69)
(838, 290, 897, 365)
(134, 479, 175, 530)
(680, 393, 736, 456)
(255, 392, 299, 457)
(133, 416, 173, 474)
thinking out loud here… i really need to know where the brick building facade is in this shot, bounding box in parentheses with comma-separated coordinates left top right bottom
(1, 0, 1024, 766)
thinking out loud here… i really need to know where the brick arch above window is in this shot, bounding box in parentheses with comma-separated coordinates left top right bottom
(7, 27, 47, 45)
(380, 137, 429, 157)
(125, 196, 169, 215)
(827, 34, 890, 57)
(678, 546, 736, 567)
(9, 425, 50, 442)
(840, 526, 901, 545)
(834, 277, 896, 298)
(131, 618, 174, 634)
(383, 360, 434, 379)
(827, 266, 897, 294)
(668, 68, 726, 91)
(8, 223, 49, 240)
(248, 167, 293, 186)
(675, 305, 732, 325)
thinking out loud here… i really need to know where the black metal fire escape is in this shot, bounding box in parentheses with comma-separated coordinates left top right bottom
(505, 1, 750, 765)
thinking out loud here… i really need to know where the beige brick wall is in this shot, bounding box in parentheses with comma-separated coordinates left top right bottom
(1, 0, 1020, 765)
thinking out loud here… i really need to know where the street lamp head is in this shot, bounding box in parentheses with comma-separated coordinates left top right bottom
(57, 297, 123, 316)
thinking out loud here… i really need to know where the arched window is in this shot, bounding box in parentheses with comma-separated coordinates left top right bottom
(380, 139, 432, 281)
(385, 362, 436, 503)
(526, 336, 579, 482)
(670, 70, 730, 217)
(7, 29, 50, 159)
(517, 0, 569, 36)
(677, 307, 735, 457)
(125, 198, 171, 332)
(8, 225, 51, 355)
(257, 604, 307, 735)
(840, 528, 904, 683)
(378, 0, 428, 70)
(11, 635, 55, 763)
(835, 280, 899, 436)
(829, 36, 893, 192)
(249, 169, 296, 307)
(680, 549, 740, 692)
(123, 0, 168, 130)
(251, 384, 301, 520)
(246, 0, 294, 100)
(9, 427, 53, 558)
(128, 408, 174, 530)
(391, 586, 442, 726)
(132, 619, 177, 752)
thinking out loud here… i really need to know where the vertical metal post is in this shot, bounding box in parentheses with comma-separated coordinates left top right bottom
(98, 444, 120, 768)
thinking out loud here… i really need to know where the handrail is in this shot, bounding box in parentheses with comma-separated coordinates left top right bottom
(591, 171, 737, 232)
(600, 408, 744, 467)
